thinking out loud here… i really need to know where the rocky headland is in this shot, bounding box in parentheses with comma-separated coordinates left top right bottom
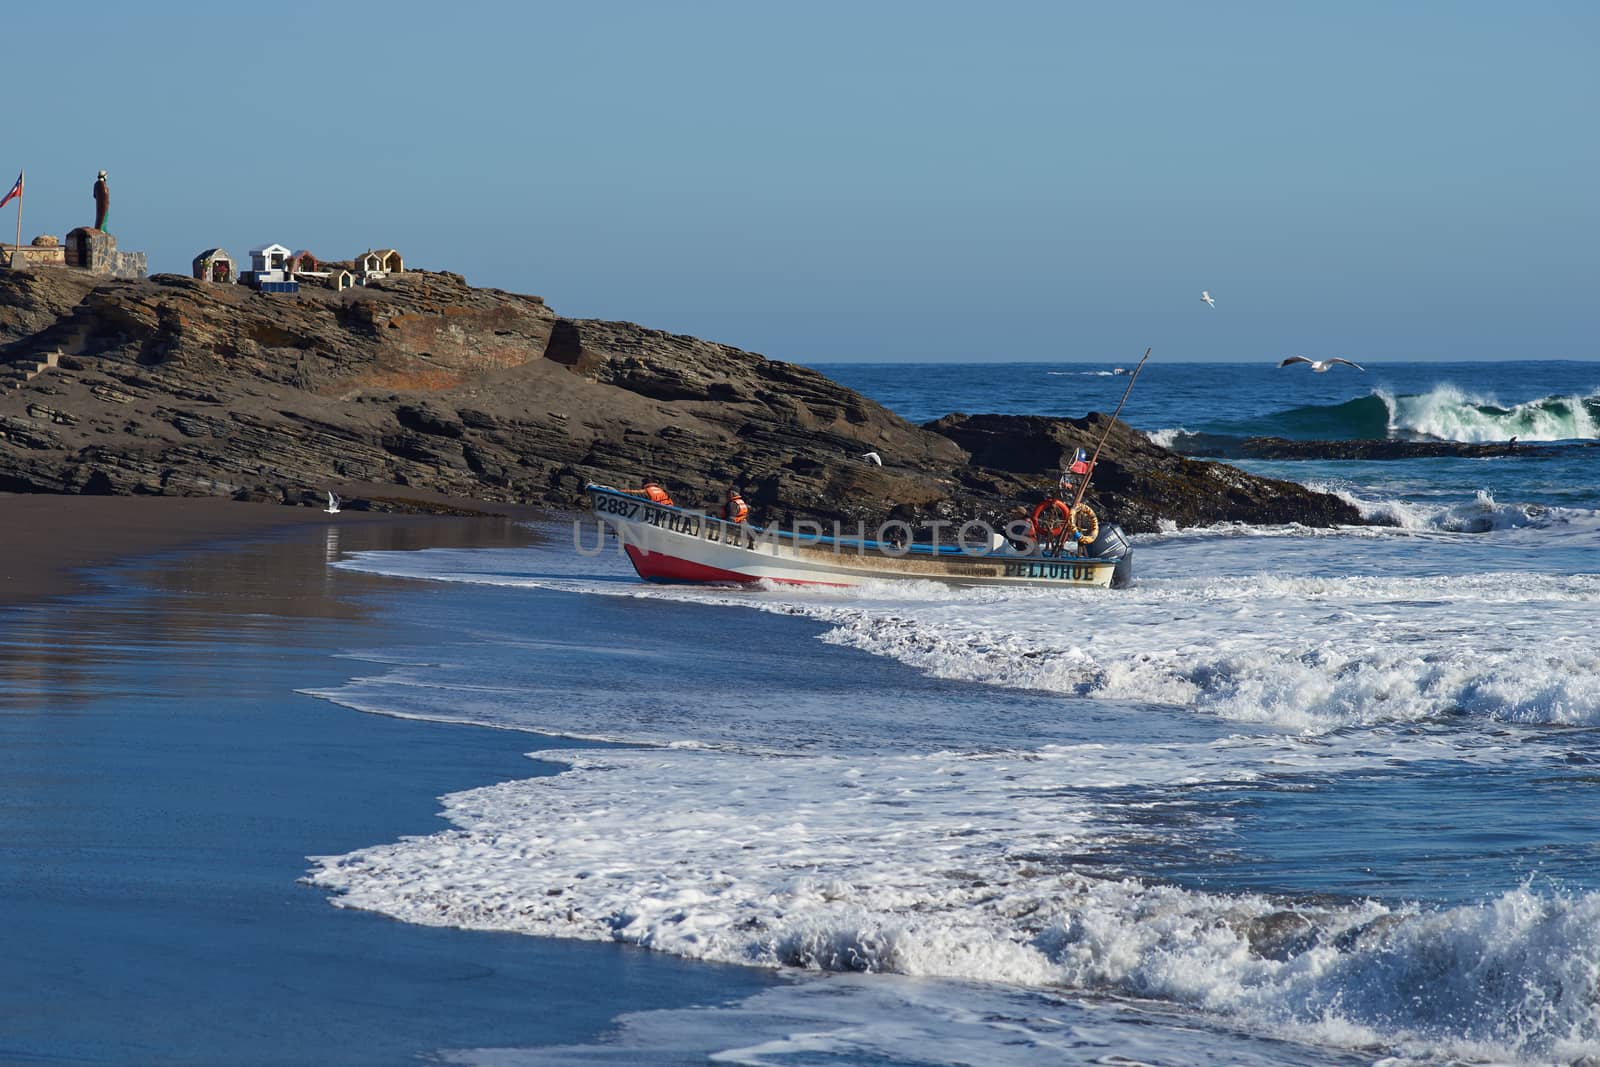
(0, 267, 1366, 534)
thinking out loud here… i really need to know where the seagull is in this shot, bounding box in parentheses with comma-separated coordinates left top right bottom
(858, 451, 883, 466)
(1201, 291, 1215, 308)
(1278, 356, 1365, 373)
(324, 491, 341, 514)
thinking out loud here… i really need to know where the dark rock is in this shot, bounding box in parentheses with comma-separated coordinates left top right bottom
(926, 412, 1078, 474)
(25, 404, 76, 426)
(396, 403, 465, 438)
(81, 470, 115, 494)
(926, 412, 1368, 531)
(0, 266, 1370, 534)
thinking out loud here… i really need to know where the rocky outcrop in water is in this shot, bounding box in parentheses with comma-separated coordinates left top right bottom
(0, 267, 1370, 534)
(925, 413, 1365, 531)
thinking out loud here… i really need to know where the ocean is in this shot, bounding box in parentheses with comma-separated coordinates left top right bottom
(293, 360, 1600, 1064)
(13, 361, 1594, 1064)
(819, 359, 1600, 526)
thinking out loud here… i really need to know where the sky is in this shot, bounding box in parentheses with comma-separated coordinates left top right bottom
(7, 1, 1596, 363)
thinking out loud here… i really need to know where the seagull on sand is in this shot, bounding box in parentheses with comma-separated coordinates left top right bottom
(1279, 356, 1365, 373)
(858, 451, 883, 466)
(324, 491, 341, 514)
(1200, 291, 1215, 308)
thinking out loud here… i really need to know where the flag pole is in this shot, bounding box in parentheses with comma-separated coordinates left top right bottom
(12, 169, 21, 265)
(1045, 347, 1152, 557)
(1070, 347, 1152, 511)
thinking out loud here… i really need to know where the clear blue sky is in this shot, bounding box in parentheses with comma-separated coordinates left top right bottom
(9, 2, 1596, 362)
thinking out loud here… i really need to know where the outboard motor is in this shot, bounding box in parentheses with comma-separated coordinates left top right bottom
(1081, 522, 1133, 588)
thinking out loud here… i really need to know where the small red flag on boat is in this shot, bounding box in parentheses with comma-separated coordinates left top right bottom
(0, 171, 20, 210)
(1068, 448, 1091, 476)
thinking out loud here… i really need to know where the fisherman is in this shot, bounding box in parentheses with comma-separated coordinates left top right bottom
(723, 488, 749, 524)
(629, 479, 674, 506)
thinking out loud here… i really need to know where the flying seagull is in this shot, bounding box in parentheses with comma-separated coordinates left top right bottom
(325, 491, 341, 514)
(1279, 356, 1365, 373)
(1200, 291, 1215, 308)
(858, 451, 883, 466)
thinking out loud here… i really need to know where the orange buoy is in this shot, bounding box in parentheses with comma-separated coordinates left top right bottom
(1068, 503, 1099, 545)
(1030, 499, 1071, 541)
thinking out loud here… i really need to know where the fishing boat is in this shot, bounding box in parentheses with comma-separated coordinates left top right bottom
(588, 348, 1151, 590)
(586, 483, 1132, 589)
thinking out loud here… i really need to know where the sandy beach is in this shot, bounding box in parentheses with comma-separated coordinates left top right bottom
(0, 491, 777, 1064)
(0, 489, 547, 606)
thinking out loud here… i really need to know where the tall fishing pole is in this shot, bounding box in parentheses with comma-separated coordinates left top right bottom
(1043, 347, 1152, 557)
(1071, 347, 1151, 511)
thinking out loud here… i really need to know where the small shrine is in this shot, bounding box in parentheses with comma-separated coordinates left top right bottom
(352, 248, 404, 284)
(288, 251, 325, 277)
(240, 243, 298, 294)
(192, 248, 235, 284)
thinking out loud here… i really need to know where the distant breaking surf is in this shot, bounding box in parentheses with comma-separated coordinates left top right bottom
(1156, 385, 1600, 446)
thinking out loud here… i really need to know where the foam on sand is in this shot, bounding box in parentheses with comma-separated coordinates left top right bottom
(311, 523, 1600, 1061)
(309, 740, 1600, 1064)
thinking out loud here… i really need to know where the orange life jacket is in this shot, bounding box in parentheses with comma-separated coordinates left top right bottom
(724, 496, 749, 523)
(643, 484, 674, 506)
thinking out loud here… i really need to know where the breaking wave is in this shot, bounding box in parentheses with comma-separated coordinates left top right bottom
(315, 530, 1600, 1063)
(1155, 385, 1600, 445)
(795, 573, 1600, 731)
(1388, 385, 1600, 442)
(1324, 487, 1600, 533)
(328, 535, 1600, 735)
(309, 744, 1600, 1064)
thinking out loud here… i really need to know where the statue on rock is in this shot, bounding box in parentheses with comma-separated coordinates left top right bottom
(93, 170, 110, 232)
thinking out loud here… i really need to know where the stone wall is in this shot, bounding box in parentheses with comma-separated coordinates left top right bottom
(108, 250, 147, 279)
(62, 228, 146, 280)
(6, 246, 67, 268)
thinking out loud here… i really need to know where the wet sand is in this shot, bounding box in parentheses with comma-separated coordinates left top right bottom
(0, 496, 778, 1064)
(0, 490, 543, 606)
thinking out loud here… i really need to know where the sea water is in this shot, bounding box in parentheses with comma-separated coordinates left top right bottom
(305, 361, 1600, 1065)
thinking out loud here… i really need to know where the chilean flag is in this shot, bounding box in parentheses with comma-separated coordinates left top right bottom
(0, 170, 20, 210)
(1068, 447, 1091, 476)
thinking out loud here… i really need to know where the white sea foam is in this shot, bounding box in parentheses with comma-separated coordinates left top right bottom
(1383, 384, 1600, 442)
(332, 529, 1600, 734)
(1312, 483, 1600, 535)
(316, 527, 1600, 1063)
(442, 973, 1373, 1066)
(1149, 386, 1599, 448)
(1355, 489, 1525, 532)
(310, 741, 1600, 1064)
(789, 572, 1600, 730)
(1145, 426, 1192, 449)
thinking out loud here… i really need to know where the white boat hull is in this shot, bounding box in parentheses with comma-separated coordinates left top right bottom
(587, 485, 1124, 589)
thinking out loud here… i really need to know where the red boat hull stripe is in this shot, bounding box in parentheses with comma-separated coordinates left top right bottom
(623, 546, 846, 586)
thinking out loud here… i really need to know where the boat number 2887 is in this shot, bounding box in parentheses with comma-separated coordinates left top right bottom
(593, 495, 641, 518)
